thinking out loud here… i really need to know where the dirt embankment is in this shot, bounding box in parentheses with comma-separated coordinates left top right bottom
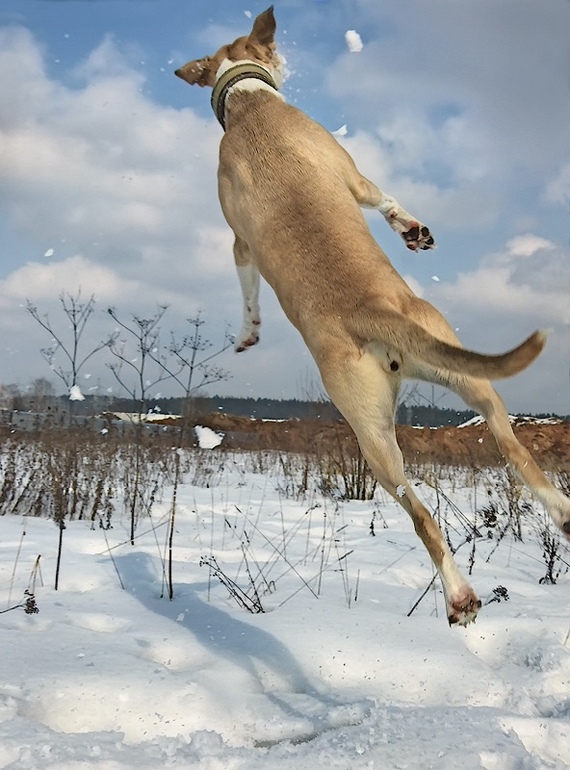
(193, 413, 570, 471)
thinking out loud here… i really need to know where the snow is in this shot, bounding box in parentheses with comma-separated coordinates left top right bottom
(458, 415, 565, 428)
(105, 412, 178, 424)
(260, 418, 287, 423)
(68, 384, 85, 401)
(344, 30, 363, 54)
(332, 124, 348, 138)
(194, 425, 224, 449)
(1, 454, 569, 769)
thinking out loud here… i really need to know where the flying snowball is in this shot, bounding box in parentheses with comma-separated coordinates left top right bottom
(69, 384, 85, 401)
(194, 425, 223, 449)
(344, 30, 363, 53)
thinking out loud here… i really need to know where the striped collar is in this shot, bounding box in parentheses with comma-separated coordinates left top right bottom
(211, 62, 279, 130)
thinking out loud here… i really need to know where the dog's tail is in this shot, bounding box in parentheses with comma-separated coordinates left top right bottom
(352, 312, 546, 379)
(416, 328, 546, 379)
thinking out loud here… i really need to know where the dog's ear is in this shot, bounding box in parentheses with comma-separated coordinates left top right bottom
(174, 57, 214, 87)
(249, 6, 276, 47)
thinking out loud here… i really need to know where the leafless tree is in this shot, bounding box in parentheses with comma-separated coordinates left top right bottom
(27, 291, 116, 586)
(27, 291, 114, 402)
(151, 313, 232, 600)
(158, 313, 232, 417)
(105, 305, 178, 545)
(106, 305, 175, 419)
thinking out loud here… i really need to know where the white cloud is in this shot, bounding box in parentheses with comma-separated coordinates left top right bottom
(0, 25, 248, 390)
(544, 163, 570, 205)
(0, 26, 222, 283)
(0, 256, 132, 305)
(335, 130, 500, 228)
(326, 0, 570, 229)
(505, 234, 555, 260)
(430, 235, 568, 325)
(421, 234, 569, 413)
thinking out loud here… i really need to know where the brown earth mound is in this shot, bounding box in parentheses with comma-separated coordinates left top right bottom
(194, 412, 569, 471)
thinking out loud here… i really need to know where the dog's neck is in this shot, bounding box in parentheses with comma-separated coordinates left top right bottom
(211, 59, 284, 130)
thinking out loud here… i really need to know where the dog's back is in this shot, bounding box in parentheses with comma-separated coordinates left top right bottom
(219, 92, 411, 322)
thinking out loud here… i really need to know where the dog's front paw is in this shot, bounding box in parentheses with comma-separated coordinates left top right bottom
(402, 223, 436, 252)
(382, 205, 436, 251)
(235, 319, 260, 353)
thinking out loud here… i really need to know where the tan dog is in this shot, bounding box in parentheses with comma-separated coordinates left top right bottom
(176, 7, 570, 625)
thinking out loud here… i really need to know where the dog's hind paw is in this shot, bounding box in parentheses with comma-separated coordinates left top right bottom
(447, 588, 482, 627)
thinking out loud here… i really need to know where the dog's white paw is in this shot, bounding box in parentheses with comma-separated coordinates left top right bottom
(446, 587, 482, 627)
(552, 505, 570, 542)
(401, 222, 435, 251)
(235, 318, 260, 353)
(383, 206, 436, 251)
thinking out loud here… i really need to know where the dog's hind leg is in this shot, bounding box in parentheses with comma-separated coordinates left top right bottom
(316, 345, 481, 625)
(450, 375, 570, 538)
(233, 236, 261, 353)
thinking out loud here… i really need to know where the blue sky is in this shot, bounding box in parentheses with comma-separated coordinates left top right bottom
(0, 0, 568, 413)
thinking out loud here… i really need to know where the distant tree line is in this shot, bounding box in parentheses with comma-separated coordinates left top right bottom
(2, 380, 568, 428)
(0, 387, 472, 427)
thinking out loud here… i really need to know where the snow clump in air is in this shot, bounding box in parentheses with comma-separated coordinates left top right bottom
(344, 30, 363, 53)
(69, 384, 85, 401)
(332, 124, 348, 137)
(194, 425, 223, 449)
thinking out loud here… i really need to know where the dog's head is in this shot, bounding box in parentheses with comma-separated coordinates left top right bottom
(175, 6, 282, 89)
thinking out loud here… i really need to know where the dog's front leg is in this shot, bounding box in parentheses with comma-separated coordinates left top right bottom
(350, 176, 435, 251)
(376, 192, 436, 252)
(233, 237, 261, 353)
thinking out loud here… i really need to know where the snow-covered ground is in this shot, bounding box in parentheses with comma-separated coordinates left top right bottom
(1, 451, 569, 769)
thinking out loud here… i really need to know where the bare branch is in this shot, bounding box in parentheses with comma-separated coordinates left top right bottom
(27, 292, 110, 392)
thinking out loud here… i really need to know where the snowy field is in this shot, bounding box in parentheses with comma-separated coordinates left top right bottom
(1, 446, 569, 770)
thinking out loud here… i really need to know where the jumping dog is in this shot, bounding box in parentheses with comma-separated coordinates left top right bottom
(175, 7, 570, 625)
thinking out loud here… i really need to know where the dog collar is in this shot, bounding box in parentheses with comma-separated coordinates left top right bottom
(211, 63, 278, 130)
